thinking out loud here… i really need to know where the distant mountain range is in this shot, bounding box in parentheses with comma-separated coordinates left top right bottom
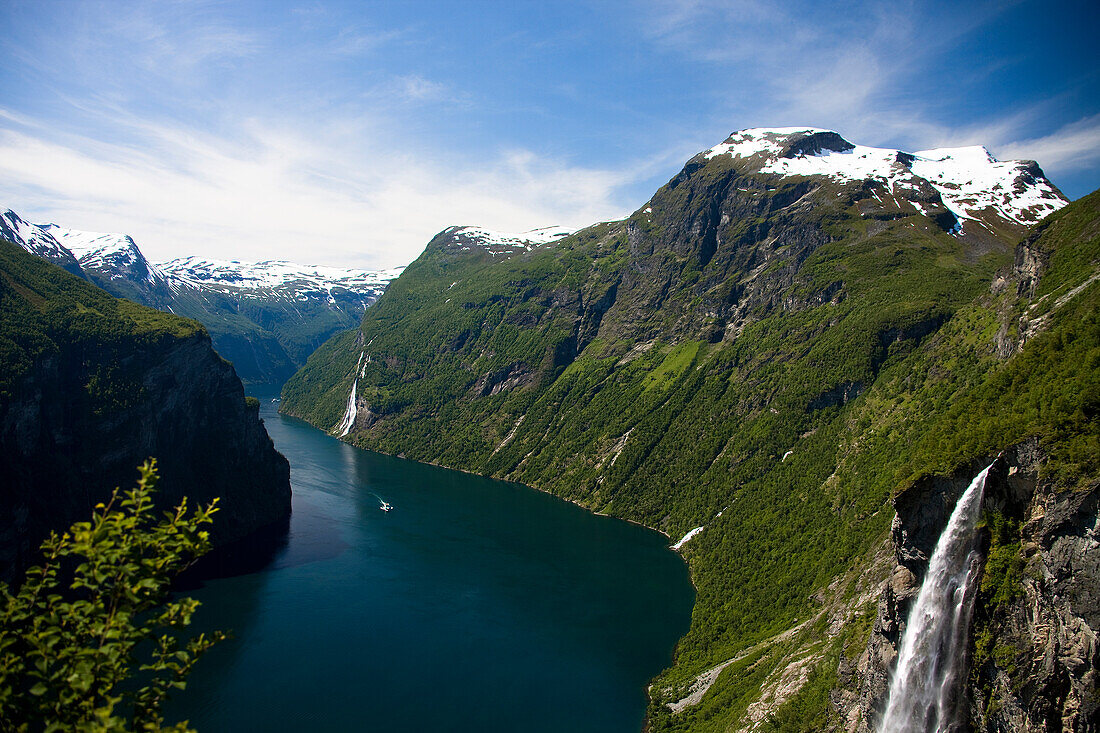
(0, 209, 403, 384)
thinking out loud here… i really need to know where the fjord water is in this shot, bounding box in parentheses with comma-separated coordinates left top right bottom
(166, 392, 694, 732)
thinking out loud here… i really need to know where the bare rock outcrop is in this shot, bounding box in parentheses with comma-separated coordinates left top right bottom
(844, 443, 1099, 731)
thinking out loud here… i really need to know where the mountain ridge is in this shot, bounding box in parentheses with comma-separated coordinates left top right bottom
(697, 127, 1065, 231)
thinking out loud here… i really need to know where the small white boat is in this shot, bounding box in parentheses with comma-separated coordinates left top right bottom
(380, 502, 393, 512)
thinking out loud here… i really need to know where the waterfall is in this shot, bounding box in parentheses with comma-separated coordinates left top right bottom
(333, 352, 365, 437)
(333, 378, 358, 437)
(880, 463, 993, 733)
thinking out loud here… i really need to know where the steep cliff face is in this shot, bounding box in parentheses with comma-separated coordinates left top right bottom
(0, 239, 291, 582)
(851, 444, 1098, 731)
(976, 470, 1099, 730)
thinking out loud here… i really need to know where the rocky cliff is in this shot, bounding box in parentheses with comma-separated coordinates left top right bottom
(0, 238, 291, 583)
(851, 442, 1098, 731)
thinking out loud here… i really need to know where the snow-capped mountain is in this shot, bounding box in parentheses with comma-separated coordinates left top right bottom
(0, 210, 85, 277)
(439, 225, 573, 257)
(160, 256, 402, 305)
(0, 209, 399, 305)
(1, 212, 175, 304)
(0, 208, 402, 384)
(700, 128, 1066, 233)
(43, 223, 171, 287)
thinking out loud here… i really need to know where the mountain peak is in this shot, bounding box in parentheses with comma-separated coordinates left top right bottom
(0, 209, 85, 276)
(703, 127, 849, 162)
(434, 225, 573, 257)
(698, 128, 1066, 228)
(40, 223, 167, 286)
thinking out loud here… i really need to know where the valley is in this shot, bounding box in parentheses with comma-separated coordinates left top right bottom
(2, 4, 1096, 731)
(3, 130, 1096, 732)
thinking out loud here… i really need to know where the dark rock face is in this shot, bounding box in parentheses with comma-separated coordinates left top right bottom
(778, 130, 855, 158)
(0, 241, 292, 583)
(1014, 231, 1052, 300)
(994, 232, 1053, 359)
(0, 331, 291, 582)
(977, 480, 1099, 731)
(850, 443, 1099, 731)
(0, 332, 291, 582)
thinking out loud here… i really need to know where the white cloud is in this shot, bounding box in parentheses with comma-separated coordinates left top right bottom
(80, 3, 262, 79)
(995, 114, 1100, 172)
(330, 25, 409, 56)
(636, 0, 1030, 155)
(0, 111, 638, 269)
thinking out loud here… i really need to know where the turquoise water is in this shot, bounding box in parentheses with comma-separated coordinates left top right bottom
(165, 392, 694, 732)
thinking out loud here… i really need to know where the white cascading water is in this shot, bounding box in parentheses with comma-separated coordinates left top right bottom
(333, 378, 358, 438)
(880, 463, 994, 732)
(333, 352, 365, 438)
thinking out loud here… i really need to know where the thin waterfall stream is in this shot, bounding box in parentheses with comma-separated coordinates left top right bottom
(880, 463, 994, 732)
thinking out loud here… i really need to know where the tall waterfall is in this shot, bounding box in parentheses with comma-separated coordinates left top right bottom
(333, 378, 358, 438)
(880, 463, 993, 732)
(333, 352, 364, 438)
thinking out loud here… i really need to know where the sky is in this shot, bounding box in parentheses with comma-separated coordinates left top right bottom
(0, 0, 1097, 269)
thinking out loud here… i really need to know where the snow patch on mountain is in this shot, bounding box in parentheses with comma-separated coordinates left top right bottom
(760, 143, 908, 182)
(703, 127, 832, 161)
(43, 224, 168, 285)
(161, 256, 403, 302)
(910, 147, 1064, 225)
(447, 225, 572, 255)
(702, 128, 1067, 227)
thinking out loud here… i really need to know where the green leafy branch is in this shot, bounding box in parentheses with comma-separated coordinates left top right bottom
(0, 460, 223, 732)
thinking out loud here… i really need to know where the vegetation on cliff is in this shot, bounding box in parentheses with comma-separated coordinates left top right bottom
(282, 144, 1098, 730)
(0, 238, 204, 405)
(0, 238, 291, 582)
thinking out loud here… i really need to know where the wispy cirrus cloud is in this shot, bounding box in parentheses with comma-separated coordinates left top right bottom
(330, 25, 410, 56)
(637, 2, 986, 137)
(996, 114, 1100, 173)
(634, 0, 1098, 191)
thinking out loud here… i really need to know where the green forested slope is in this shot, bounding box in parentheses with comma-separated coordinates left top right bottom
(282, 139, 1098, 729)
(0, 239, 205, 404)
